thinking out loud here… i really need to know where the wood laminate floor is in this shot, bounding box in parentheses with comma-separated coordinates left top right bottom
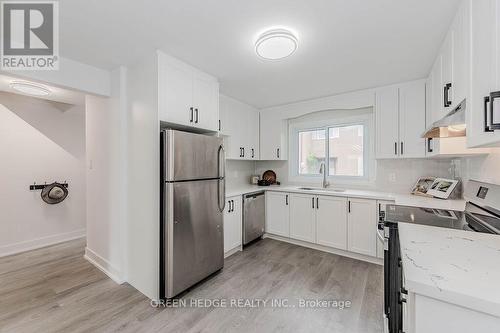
(0, 238, 384, 333)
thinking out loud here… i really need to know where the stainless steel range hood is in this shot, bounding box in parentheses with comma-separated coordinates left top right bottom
(422, 99, 466, 138)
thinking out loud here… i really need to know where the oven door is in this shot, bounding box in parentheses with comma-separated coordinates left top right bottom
(384, 222, 402, 333)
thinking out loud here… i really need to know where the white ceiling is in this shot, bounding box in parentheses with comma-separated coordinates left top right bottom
(59, 0, 460, 108)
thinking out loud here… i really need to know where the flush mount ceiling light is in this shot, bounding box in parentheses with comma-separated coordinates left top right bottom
(255, 28, 298, 60)
(9, 81, 51, 96)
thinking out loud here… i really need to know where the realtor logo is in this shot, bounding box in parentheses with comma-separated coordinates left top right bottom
(1, 1, 59, 70)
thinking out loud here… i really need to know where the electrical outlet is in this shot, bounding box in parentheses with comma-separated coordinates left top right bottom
(389, 173, 396, 183)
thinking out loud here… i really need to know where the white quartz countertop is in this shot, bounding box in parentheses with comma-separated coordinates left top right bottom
(399, 223, 500, 317)
(225, 185, 466, 211)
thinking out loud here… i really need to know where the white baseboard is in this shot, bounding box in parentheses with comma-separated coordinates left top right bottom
(263, 233, 383, 266)
(84, 247, 125, 284)
(224, 245, 242, 258)
(0, 229, 86, 258)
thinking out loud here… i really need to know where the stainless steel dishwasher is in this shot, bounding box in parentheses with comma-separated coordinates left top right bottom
(243, 191, 265, 245)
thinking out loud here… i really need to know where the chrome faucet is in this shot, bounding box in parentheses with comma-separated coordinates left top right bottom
(319, 162, 329, 188)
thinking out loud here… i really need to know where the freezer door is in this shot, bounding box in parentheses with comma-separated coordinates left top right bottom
(163, 179, 224, 298)
(163, 129, 223, 181)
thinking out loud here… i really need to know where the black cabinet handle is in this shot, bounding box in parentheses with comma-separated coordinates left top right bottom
(489, 91, 500, 130)
(348, 201, 351, 213)
(277, 148, 280, 159)
(239, 148, 243, 158)
(444, 83, 452, 107)
(285, 195, 288, 205)
(242, 147, 245, 158)
(190, 107, 194, 122)
(484, 96, 493, 132)
(316, 197, 319, 210)
(312, 197, 315, 209)
(195, 108, 199, 124)
(401, 142, 404, 155)
(394, 142, 398, 155)
(427, 138, 434, 153)
(251, 148, 254, 158)
(231, 200, 234, 212)
(218, 120, 221, 132)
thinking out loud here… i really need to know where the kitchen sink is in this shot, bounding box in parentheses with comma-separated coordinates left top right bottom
(297, 187, 346, 193)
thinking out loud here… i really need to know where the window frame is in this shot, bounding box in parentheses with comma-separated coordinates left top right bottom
(289, 112, 375, 185)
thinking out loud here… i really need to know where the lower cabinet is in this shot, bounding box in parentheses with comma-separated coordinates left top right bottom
(224, 195, 242, 254)
(347, 198, 377, 257)
(264, 191, 380, 260)
(316, 196, 348, 250)
(289, 194, 316, 243)
(265, 192, 290, 237)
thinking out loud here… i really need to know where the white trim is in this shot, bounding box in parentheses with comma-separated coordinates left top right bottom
(263, 233, 383, 266)
(0, 229, 86, 258)
(224, 245, 242, 258)
(84, 247, 125, 284)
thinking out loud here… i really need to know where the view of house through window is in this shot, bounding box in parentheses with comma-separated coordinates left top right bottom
(298, 124, 364, 177)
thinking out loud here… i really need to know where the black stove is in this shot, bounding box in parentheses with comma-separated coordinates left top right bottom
(385, 205, 471, 231)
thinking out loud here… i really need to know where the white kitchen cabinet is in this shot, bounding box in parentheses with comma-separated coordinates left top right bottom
(260, 111, 288, 160)
(224, 195, 242, 254)
(376, 80, 426, 159)
(375, 86, 400, 159)
(289, 193, 316, 243)
(219, 95, 259, 160)
(158, 52, 219, 132)
(265, 192, 290, 237)
(441, 30, 454, 118)
(316, 196, 348, 250)
(468, 0, 500, 147)
(347, 198, 377, 257)
(399, 81, 427, 158)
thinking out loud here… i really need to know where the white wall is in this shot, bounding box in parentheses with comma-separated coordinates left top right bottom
(126, 54, 160, 300)
(85, 67, 128, 283)
(0, 92, 86, 256)
(457, 149, 500, 185)
(226, 160, 257, 187)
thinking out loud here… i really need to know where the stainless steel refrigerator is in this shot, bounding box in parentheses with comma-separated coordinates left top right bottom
(160, 129, 225, 299)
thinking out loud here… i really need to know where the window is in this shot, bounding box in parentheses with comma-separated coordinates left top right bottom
(328, 125, 364, 176)
(290, 110, 373, 183)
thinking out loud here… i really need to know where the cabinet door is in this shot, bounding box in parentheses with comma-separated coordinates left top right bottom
(246, 109, 260, 160)
(158, 54, 193, 126)
(347, 198, 377, 257)
(452, 3, 469, 109)
(316, 196, 347, 250)
(260, 112, 287, 160)
(376, 86, 400, 158)
(399, 81, 426, 158)
(468, 0, 500, 147)
(224, 197, 242, 253)
(441, 31, 454, 117)
(430, 56, 443, 125)
(193, 73, 219, 131)
(289, 194, 316, 243)
(265, 192, 290, 237)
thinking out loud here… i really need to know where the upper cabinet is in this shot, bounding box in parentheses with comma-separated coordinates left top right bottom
(376, 80, 426, 159)
(158, 52, 219, 132)
(260, 111, 288, 160)
(468, 0, 500, 147)
(219, 95, 259, 160)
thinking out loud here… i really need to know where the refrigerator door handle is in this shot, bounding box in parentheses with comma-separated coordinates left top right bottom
(217, 144, 226, 212)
